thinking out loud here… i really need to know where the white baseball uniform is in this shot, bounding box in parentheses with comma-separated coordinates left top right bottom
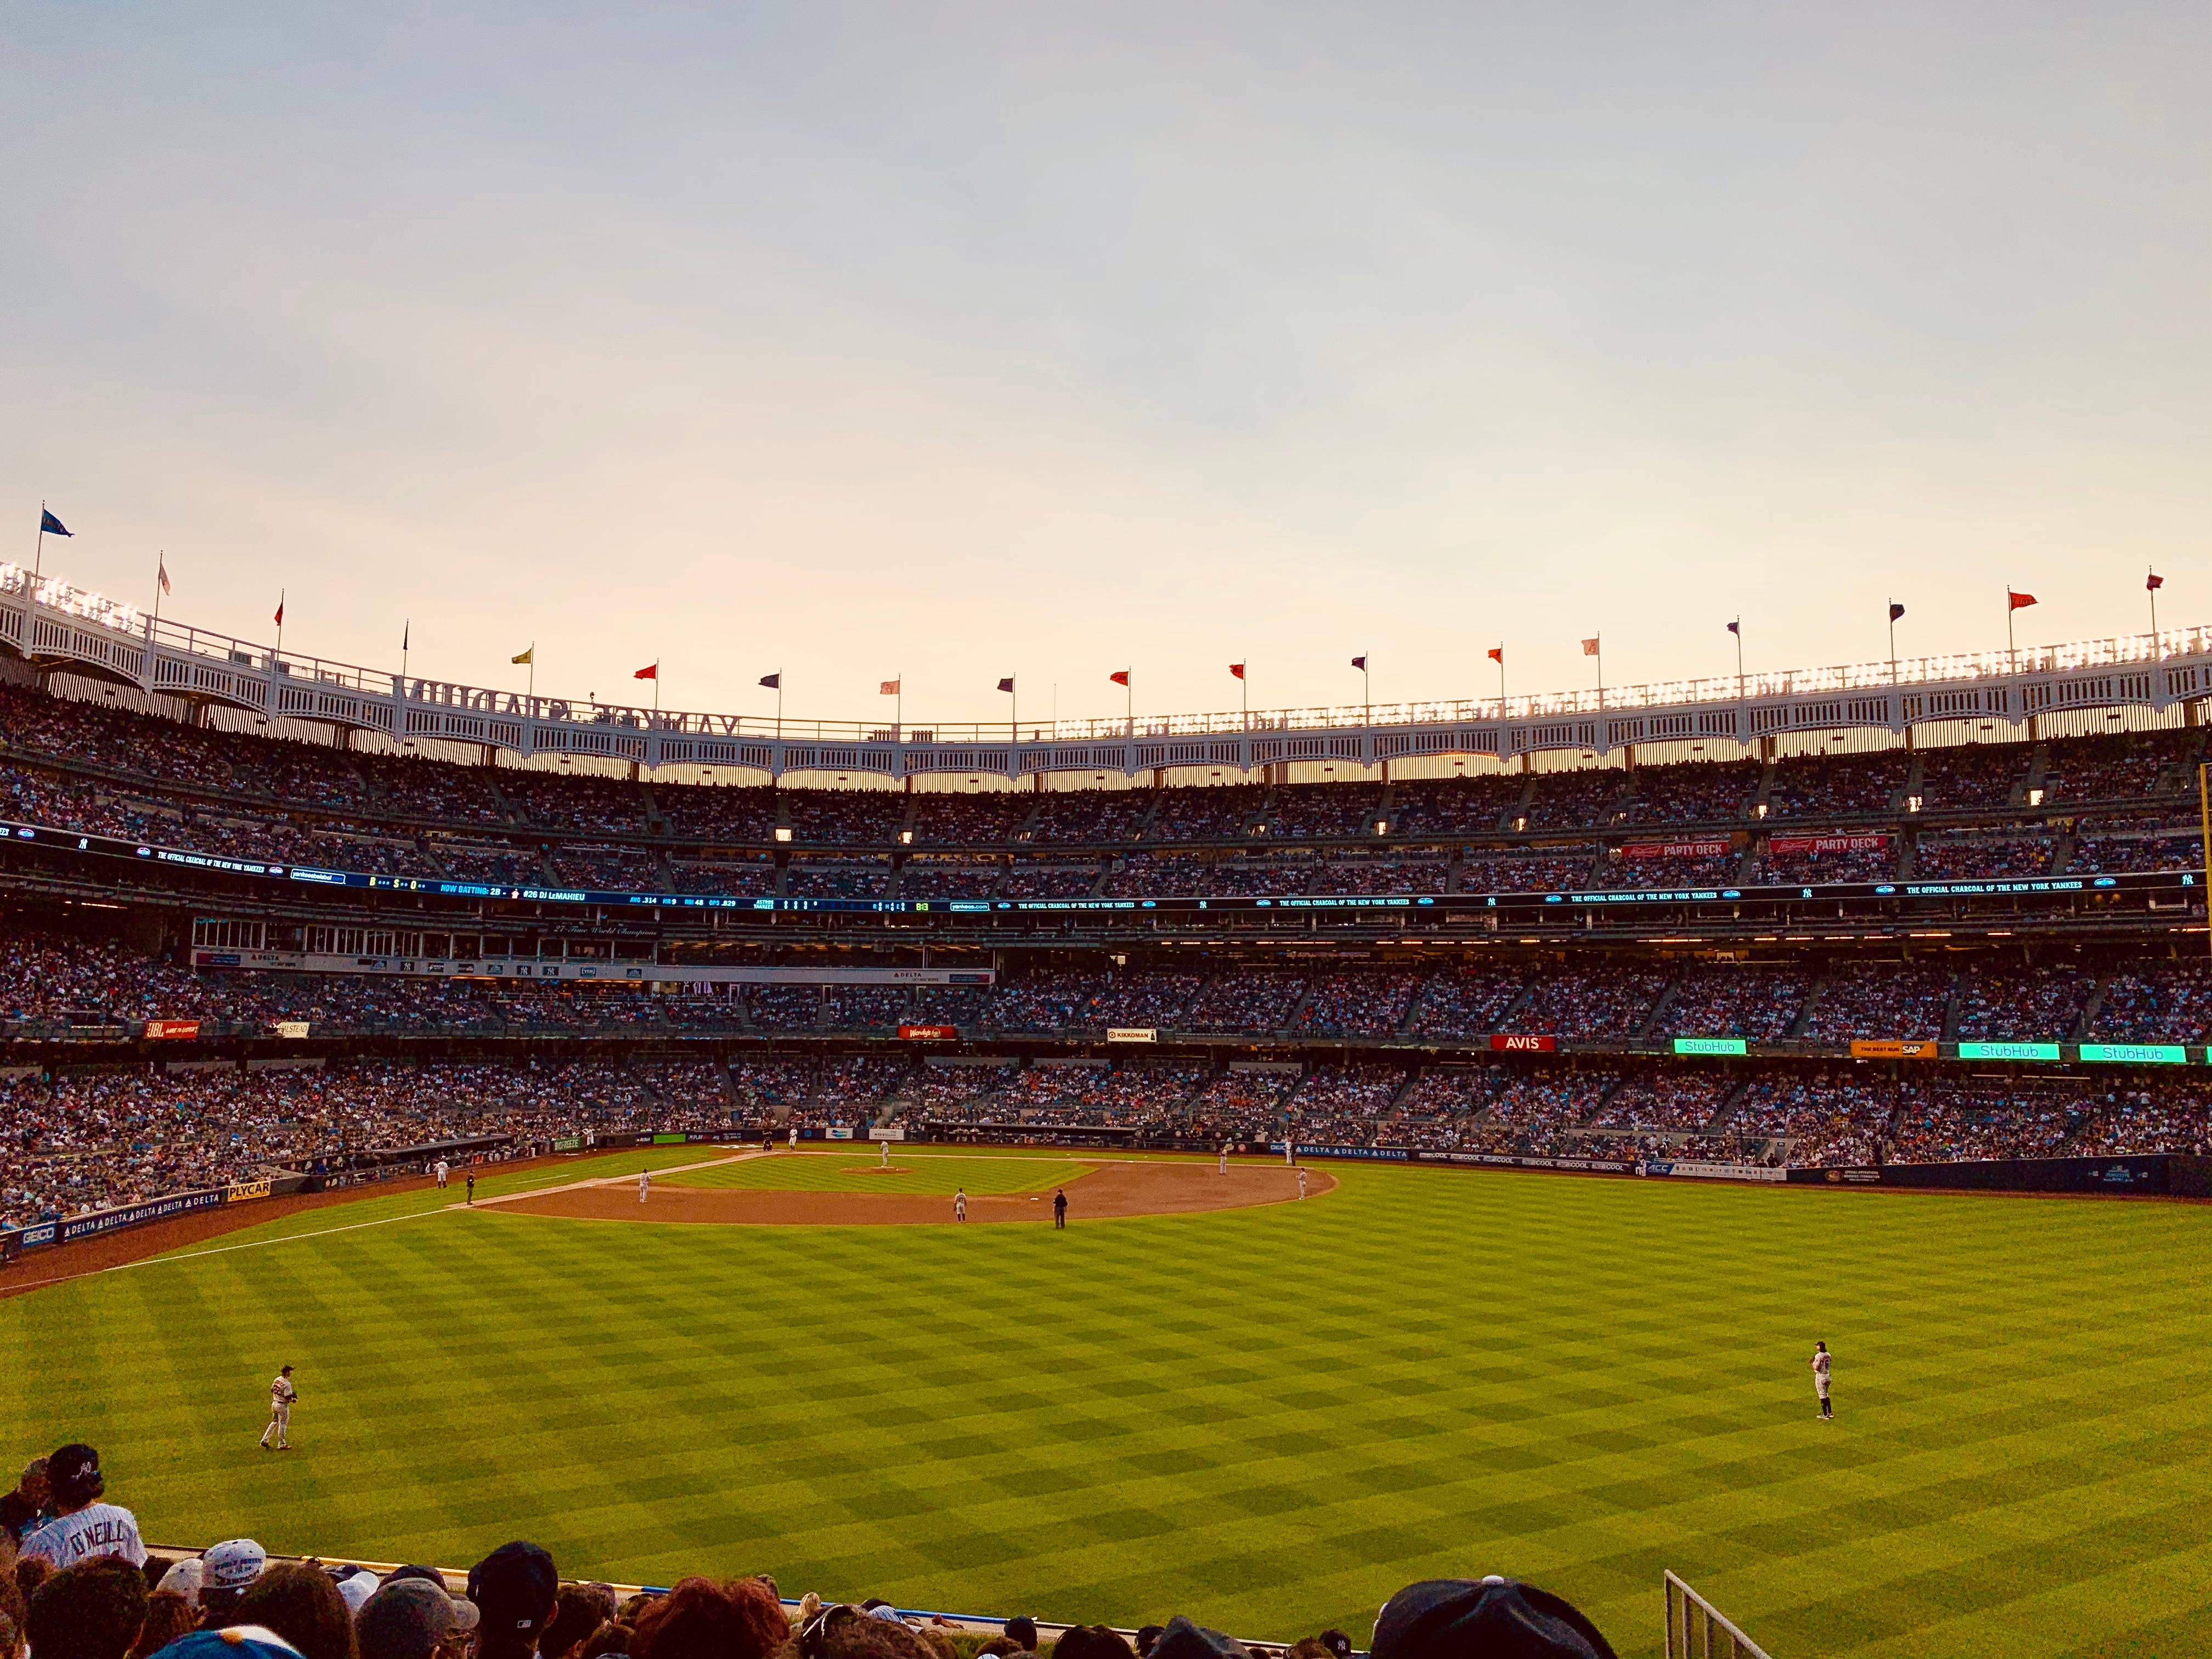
(639, 1170, 651, 1204)
(955, 1191, 967, 1221)
(260, 1372, 297, 1448)
(788, 1127, 798, 1149)
(1297, 1168, 1308, 1199)
(434, 1160, 449, 1189)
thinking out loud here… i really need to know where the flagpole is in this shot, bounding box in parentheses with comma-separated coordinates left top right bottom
(401, 623, 410, 690)
(1363, 659, 1371, 725)
(1888, 602, 1899, 685)
(777, 676, 783, 740)
(2006, 587, 2016, 672)
(152, 553, 164, 627)
(897, 673, 902, 743)
(1497, 650, 1506, 714)
(1734, 619, 1745, 698)
(275, 590, 285, 663)
(1126, 673, 1132, 737)
(33, 502, 45, 582)
(2149, 567, 2160, 644)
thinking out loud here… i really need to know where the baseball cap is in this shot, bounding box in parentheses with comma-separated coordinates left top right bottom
(158, 1557, 207, 1608)
(205, 1539, 269, 1594)
(46, 1442, 104, 1505)
(1370, 1579, 1616, 1659)
(468, 1542, 558, 1638)
(1150, 1620, 1250, 1659)
(1319, 1633, 1352, 1659)
(360, 1577, 483, 1659)
(337, 1570, 385, 1617)
(1004, 1616, 1040, 1650)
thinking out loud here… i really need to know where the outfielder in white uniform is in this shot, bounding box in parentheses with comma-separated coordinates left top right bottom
(259, 1365, 297, 1451)
(788, 1127, 798, 1150)
(954, 1189, 967, 1222)
(639, 1169, 651, 1205)
(1812, 1342, 1833, 1419)
(434, 1159, 449, 1190)
(881, 1139, 890, 1167)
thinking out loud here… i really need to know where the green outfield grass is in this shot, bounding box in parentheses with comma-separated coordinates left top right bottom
(663, 1150, 1094, 1195)
(6, 1155, 2209, 1658)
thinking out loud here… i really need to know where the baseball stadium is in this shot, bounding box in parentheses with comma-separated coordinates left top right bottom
(4, 575, 2210, 1659)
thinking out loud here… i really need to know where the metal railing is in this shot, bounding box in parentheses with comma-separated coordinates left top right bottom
(1665, 1571, 1773, 1658)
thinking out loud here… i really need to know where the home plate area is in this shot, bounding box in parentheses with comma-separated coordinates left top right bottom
(484, 1149, 1332, 1226)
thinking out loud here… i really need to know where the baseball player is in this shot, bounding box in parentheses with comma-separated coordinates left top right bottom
(259, 1365, 297, 1451)
(954, 1188, 967, 1222)
(1812, 1342, 1833, 1420)
(1218, 1144, 1228, 1175)
(434, 1159, 449, 1191)
(465, 1171, 476, 1205)
(881, 1139, 891, 1168)
(1297, 1167, 1308, 1200)
(638, 1168, 651, 1205)
(788, 1126, 798, 1151)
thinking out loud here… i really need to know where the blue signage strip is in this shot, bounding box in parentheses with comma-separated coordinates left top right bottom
(1955, 1041, 2063, 1062)
(1672, 1037, 1748, 1056)
(2076, 1043, 2188, 1065)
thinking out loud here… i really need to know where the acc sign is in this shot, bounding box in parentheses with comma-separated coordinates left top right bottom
(1489, 1034, 1558, 1053)
(144, 1019, 201, 1040)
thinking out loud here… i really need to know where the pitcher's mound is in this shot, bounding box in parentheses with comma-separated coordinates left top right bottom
(497, 1159, 1334, 1227)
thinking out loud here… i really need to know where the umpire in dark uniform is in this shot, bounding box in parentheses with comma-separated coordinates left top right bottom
(1053, 1188, 1068, 1229)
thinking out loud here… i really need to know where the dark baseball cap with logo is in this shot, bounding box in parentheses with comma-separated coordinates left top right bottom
(468, 1542, 558, 1639)
(1372, 1579, 1615, 1659)
(47, 1443, 105, 1506)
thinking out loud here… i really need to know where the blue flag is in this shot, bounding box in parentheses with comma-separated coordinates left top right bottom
(40, 509, 70, 537)
(759, 673, 781, 690)
(1889, 602, 1906, 622)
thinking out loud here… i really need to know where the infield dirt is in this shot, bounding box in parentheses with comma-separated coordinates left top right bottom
(494, 1156, 1333, 1225)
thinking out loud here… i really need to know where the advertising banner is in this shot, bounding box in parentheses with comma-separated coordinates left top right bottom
(60, 1188, 225, 1243)
(551, 1136, 583, 1152)
(273, 1020, 311, 1039)
(2077, 1043, 2188, 1065)
(1488, 1034, 1559, 1053)
(1642, 1160, 1786, 1183)
(1769, 833, 1891, 855)
(1417, 1150, 1634, 1174)
(868, 1127, 908, 1142)
(897, 1025, 960, 1040)
(1787, 1155, 2172, 1194)
(1849, 1039, 1939, 1059)
(1955, 1041, 2062, 1062)
(1672, 1037, 1748, 1056)
(826, 1127, 855, 1140)
(1268, 1143, 1410, 1161)
(650, 1132, 686, 1144)
(1107, 1028, 1159, 1043)
(224, 1178, 273, 1204)
(143, 1020, 201, 1040)
(1618, 839, 1731, 860)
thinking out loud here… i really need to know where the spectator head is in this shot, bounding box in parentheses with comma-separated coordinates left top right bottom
(27, 1556, 149, 1659)
(1319, 1633, 1352, 1659)
(44, 1446, 105, 1514)
(1289, 1643, 1331, 1659)
(10, 1463, 46, 1509)
(1370, 1579, 1615, 1659)
(580, 1624, 633, 1659)
(128, 1588, 198, 1659)
(0, 1567, 24, 1659)
(1056, 1628, 1135, 1659)
(16, 1556, 52, 1602)
(469, 1543, 558, 1655)
(358, 1576, 481, 1659)
(973, 1641, 1020, 1657)
(631, 1577, 787, 1659)
(335, 1571, 383, 1620)
(790, 1610, 934, 1659)
(236, 1562, 356, 1659)
(1133, 1628, 1166, 1659)
(541, 1584, 617, 1659)
(1149, 1619, 1250, 1659)
(198, 1539, 268, 1622)
(1002, 1617, 1039, 1652)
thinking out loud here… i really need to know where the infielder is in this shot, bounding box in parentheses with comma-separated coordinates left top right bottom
(259, 1365, 297, 1451)
(434, 1159, 449, 1190)
(788, 1126, 798, 1151)
(639, 1168, 651, 1205)
(1811, 1341, 1833, 1420)
(881, 1139, 891, 1168)
(1297, 1167, 1308, 1200)
(1218, 1144, 1228, 1175)
(954, 1188, 967, 1222)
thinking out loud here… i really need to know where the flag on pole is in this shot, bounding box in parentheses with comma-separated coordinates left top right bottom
(2148, 572, 2164, 592)
(1350, 655, 1367, 671)
(634, 663, 658, 680)
(1229, 663, 1246, 680)
(759, 672, 781, 690)
(2007, 590, 2038, 610)
(402, 620, 410, 651)
(1582, 637, 1600, 656)
(40, 510, 70, 537)
(1726, 619, 1740, 636)
(512, 645, 533, 665)
(997, 677, 1015, 693)
(157, 556, 171, 596)
(1109, 669, 1130, 687)
(880, 679, 900, 695)
(1889, 602, 1906, 622)
(274, 594, 286, 628)
(1487, 647, 1503, 664)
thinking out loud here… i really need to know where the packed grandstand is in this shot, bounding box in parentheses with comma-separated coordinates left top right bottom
(2, 624, 2210, 1239)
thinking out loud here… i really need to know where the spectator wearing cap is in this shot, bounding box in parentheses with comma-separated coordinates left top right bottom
(26, 1555, 148, 1659)
(127, 1588, 197, 1659)
(1370, 1578, 1614, 1659)
(470, 1542, 560, 1659)
(0, 1463, 47, 1548)
(1055, 1628, 1135, 1659)
(1002, 1616, 1039, 1652)
(18, 1447, 143, 1571)
(358, 1575, 481, 1659)
(630, 1576, 786, 1659)
(335, 1569, 383, 1620)
(1148, 1618, 1249, 1659)
(196, 1539, 269, 1624)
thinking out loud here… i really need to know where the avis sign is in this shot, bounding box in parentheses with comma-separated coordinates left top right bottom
(1489, 1034, 1558, 1053)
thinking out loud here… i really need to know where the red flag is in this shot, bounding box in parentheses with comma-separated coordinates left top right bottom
(2147, 572, 2164, 592)
(634, 663, 658, 680)
(157, 556, 171, 596)
(2007, 590, 2038, 610)
(879, 678, 900, 695)
(1229, 663, 1245, 680)
(1109, 669, 1130, 687)
(1486, 647, 1503, 664)
(1582, 637, 1600, 656)
(274, 592, 285, 627)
